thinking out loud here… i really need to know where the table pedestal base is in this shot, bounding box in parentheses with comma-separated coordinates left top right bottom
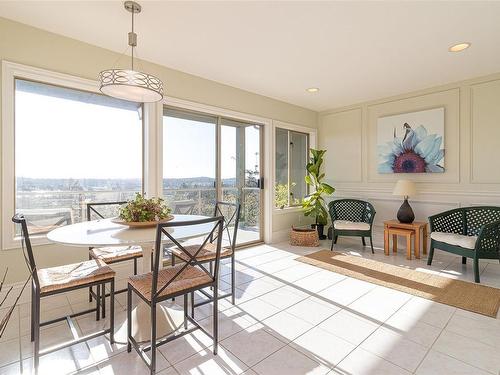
(114, 301, 185, 344)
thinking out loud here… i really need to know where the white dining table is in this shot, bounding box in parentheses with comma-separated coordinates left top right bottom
(47, 214, 212, 343)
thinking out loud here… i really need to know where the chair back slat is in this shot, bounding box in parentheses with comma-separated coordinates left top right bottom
(465, 207, 500, 237)
(429, 208, 464, 234)
(152, 216, 224, 300)
(86, 201, 127, 222)
(86, 201, 128, 251)
(12, 214, 39, 289)
(329, 199, 375, 224)
(429, 206, 500, 236)
(363, 202, 376, 224)
(173, 201, 196, 215)
(213, 201, 241, 250)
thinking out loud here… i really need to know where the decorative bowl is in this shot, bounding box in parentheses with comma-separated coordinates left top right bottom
(111, 215, 174, 228)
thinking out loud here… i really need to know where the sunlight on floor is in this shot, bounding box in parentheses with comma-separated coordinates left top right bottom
(1, 239, 499, 374)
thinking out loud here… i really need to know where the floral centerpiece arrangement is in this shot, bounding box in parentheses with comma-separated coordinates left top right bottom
(118, 193, 172, 224)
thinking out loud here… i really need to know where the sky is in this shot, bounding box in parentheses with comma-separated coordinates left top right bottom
(15, 89, 260, 181)
(15, 90, 142, 180)
(163, 117, 260, 179)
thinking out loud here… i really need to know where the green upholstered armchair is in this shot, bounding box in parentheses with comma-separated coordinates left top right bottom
(427, 206, 500, 283)
(328, 199, 376, 253)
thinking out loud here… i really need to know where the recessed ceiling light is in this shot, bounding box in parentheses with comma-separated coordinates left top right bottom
(449, 42, 471, 52)
(306, 87, 319, 93)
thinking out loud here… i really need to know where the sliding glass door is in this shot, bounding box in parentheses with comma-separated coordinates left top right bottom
(162, 108, 217, 216)
(220, 119, 263, 244)
(163, 107, 263, 245)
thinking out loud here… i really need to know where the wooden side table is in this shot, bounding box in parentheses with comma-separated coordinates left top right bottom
(387, 227, 414, 260)
(384, 220, 428, 259)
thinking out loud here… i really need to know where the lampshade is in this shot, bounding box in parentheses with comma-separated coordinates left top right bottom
(99, 69, 163, 103)
(392, 179, 416, 197)
(98, 2, 164, 103)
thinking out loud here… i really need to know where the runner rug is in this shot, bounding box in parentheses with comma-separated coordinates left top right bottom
(297, 249, 500, 318)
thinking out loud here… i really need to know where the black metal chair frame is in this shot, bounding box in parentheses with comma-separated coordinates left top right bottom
(173, 200, 196, 215)
(87, 201, 144, 311)
(171, 201, 241, 310)
(24, 211, 72, 235)
(127, 216, 224, 375)
(328, 199, 376, 253)
(12, 214, 115, 372)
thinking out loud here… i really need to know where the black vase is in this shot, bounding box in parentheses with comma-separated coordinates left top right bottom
(397, 198, 415, 223)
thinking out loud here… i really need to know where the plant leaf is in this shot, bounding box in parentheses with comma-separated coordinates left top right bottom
(321, 183, 335, 195)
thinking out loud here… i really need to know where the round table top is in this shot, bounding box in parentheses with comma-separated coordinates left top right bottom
(47, 214, 212, 247)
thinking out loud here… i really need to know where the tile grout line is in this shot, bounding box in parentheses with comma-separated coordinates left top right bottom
(216, 263, 354, 373)
(412, 308, 451, 373)
(332, 293, 422, 374)
(17, 304, 23, 373)
(424, 309, 499, 375)
(195, 264, 313, 342)
(74, 249, 494, 374)
(245, 275, 381, 373)
(222, 254, 408, 373)
(444, 311, 500, 349)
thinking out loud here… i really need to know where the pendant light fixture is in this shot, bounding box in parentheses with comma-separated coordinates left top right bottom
(99, 1, 163, 103)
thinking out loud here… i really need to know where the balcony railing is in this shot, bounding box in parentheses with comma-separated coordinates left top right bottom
(163, 186, 260, 227)
(16, 187, 260, 235)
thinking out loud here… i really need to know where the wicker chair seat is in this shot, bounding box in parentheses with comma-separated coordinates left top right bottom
(90, 245, 144, 262)
(171, 243, 233, 262)
(333, 220, 370, 231)
(430, 232, 477, 249)
(128, 265, 212, 301)
(38, 259, 115, 294)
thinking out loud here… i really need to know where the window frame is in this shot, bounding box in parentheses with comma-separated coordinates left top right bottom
(273, 121, 317, 213)
(159, 97, 274, 243)
(1, 62, 316, 249)
(1, 61, 146, 249)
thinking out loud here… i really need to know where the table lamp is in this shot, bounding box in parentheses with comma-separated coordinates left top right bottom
(393, 179, 416, 223)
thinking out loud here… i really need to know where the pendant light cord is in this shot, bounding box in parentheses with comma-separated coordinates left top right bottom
(131, 8, 134, 70)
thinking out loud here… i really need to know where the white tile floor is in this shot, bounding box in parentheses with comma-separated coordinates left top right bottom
(1, 237, 500, 375)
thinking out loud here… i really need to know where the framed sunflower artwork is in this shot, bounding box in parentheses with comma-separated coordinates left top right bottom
(377, 107, 445, 173)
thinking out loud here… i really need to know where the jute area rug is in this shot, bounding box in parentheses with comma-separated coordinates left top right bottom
(297, 249, 500, 318)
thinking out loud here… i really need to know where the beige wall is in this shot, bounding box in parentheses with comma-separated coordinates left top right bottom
(318, 72, 500, 244)
(0, 17, 317, 283)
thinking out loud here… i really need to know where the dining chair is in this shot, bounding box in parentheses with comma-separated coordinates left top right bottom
(12, 214, 115, 372)
(127, 216, 224, 375)
(86, 201, 147, 314)
(170, 201, 241, 308)
(173, 200, 196, 215)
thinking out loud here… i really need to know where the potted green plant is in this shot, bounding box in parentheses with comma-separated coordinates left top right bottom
(302, 149, 335, 239)
(112, 193, 173, 227)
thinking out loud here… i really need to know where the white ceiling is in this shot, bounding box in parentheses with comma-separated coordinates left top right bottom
(1, 1, 500, 111)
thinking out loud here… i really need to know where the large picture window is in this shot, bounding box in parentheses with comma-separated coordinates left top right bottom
(275, 127, 309, 208)
(14, 79, 143, 235)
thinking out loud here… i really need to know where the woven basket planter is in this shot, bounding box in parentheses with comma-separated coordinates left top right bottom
(290, 227, 319, 247)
